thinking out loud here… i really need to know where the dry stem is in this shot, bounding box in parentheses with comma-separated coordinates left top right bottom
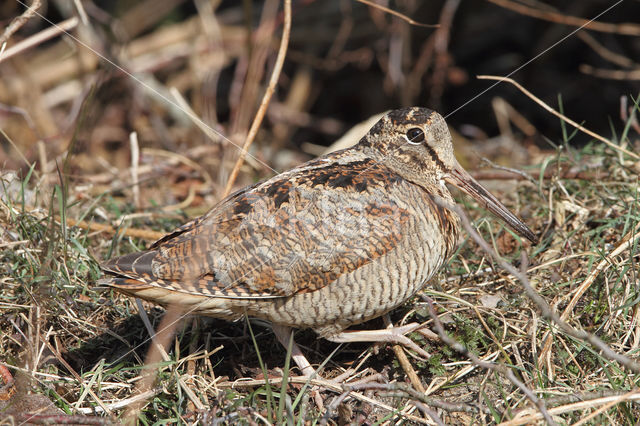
(222, 0, 292, 198)
(487, 0, 640, 36)
(0, 0, 42, 49)
(442, 200, 640, 374)
(477, 75, 640, 160)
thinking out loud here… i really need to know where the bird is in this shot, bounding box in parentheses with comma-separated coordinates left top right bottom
(99, 107, 537, 376)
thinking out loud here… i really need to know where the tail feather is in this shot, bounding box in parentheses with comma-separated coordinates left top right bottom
(100, 250, 280, 300)
(98, 268, 245, 321)
(102, 250, 156, 278)
(97, 276, 151, 290)
(99, 250, 159, 294)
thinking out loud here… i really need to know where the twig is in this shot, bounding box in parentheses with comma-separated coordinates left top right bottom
(11, 414, 112, 425)
(225, 377, 486, 420)
(62, 216, 165, 241)
(143, 146, 214, 189)
(355, 0, 438, 28)
(561, 220, 640, 321)
(72, 0, 90, 26)
(13, 7, 279, 177)
(170, 87, 226, 146)
(479, 157, 536, 184)
(429, 0, 461, 107)
(577, 32, 637, 69)
(39, 334, 112, 415)
(421, 295, 556, 426)
(491, 96, 537, 137)
(469, 168, 605, 181)
(486, 0, 640, 36)
(129, 132, 141, 209)
(382, 315, 426, 394)
(543, 389, 640, 407)
(319, 381, 475, 425)
(0, 0, 41, 48)
(412, 400, 446, 426)
(579, 64, 640, 81)
(73, 389, 160, 415)
(230, 377, 431, 424)
(0, 16, 77, 64)
(499, 391, 640, 426)
(571, 390, 638, 426)
(538, 196, 640, 366)
(477, 75, 640, 160)
(343, 382, 490, 414)
(161, 184, 197, 212)
(320, 392, 352, 426)
(439, 199, 640, 374)
(222, 0, 291, 198)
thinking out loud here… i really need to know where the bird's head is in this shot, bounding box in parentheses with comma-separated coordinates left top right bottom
(359, 107, 538, 244)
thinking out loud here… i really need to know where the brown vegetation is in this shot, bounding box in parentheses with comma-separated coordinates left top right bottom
(1, 0, 640, 424)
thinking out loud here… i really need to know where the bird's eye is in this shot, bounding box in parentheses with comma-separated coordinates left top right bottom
(406, 128, 425, 144)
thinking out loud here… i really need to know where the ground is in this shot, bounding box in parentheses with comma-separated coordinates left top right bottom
(1, 1, 640, 424)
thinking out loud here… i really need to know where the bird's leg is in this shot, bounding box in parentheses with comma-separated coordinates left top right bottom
(272, 324, 326, 410)
(326, 320, 432, 359)
(272, 324, 316, 377)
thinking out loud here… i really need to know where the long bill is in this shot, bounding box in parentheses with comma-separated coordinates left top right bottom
(444, 162, 538, 244)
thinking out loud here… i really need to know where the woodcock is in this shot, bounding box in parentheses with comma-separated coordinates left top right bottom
(100, 107, 538, 375)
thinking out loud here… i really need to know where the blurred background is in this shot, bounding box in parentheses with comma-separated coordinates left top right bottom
(1, 0, 639, 203)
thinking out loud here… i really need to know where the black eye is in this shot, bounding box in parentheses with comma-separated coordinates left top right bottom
(406, 127, 425, 144)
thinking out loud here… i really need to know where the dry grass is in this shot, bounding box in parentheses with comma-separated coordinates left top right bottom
(2, 1, 640, 424)
(2, 104, 639, 424)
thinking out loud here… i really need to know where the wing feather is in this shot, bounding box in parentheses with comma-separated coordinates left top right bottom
(101, 151, 412, 300)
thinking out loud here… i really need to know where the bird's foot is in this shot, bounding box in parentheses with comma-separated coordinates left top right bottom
(325, 322, 433, 359)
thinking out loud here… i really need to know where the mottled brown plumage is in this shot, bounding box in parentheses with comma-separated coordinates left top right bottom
(99, 107, 537, 374)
